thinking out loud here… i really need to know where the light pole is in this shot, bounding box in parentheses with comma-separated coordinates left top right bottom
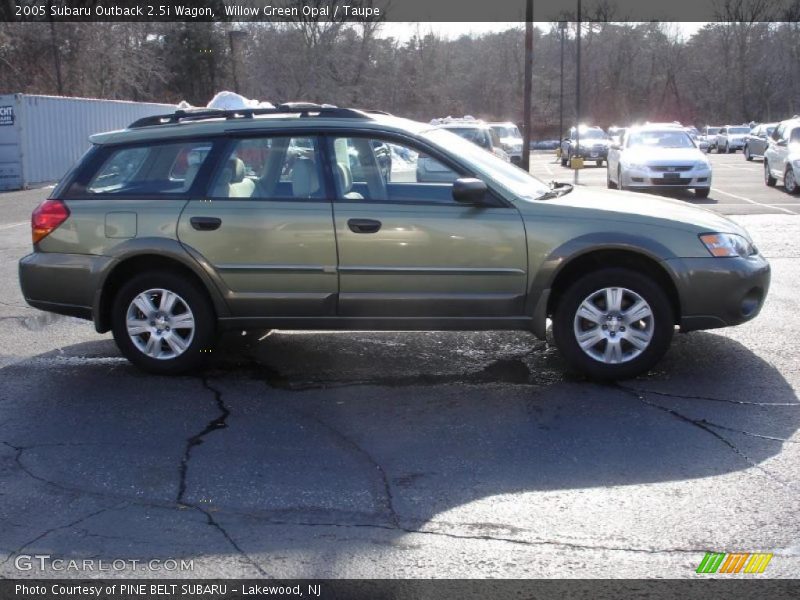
(522, 0, 533, 171)
(558, 21, 566, 155)
(573, 0, 582, 185)
(228, 29, 248, 94)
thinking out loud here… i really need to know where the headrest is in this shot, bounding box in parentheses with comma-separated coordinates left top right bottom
(291, 158, 319, 197)
(335, 162, 353, 194)
(228, 157, 245, 183)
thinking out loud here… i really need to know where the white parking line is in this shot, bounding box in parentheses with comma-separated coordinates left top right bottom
(711, 188, 799, 215)
(0, 221, 27, 230)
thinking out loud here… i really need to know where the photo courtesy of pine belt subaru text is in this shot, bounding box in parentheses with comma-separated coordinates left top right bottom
(18, 103, 771, 379)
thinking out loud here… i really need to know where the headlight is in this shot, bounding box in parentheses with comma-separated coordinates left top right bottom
(699, 233, 757, 257)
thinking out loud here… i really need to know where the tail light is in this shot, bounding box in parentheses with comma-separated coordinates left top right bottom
(31, 199, 70, 245)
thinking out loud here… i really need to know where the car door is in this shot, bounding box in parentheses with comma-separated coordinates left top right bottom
(766, 124, 789, 178)
(177, 134, 338, 318)
(327, 134, 528, 319)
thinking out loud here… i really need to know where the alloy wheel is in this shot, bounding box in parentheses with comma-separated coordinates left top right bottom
(126, 288, 196, 360)
(573, 287, 654, 364)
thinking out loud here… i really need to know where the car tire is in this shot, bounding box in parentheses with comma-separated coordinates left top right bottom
(765, 161, 777, 187)
(786, 166, 799, 195)
(744, 145, 752, 161)
(112, 271, 215, 375)
(728, 145, 735, 154)
(694, 187, 711, 199)
(552, 268, 674, 380)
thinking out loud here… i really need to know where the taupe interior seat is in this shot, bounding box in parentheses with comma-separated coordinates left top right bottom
(335, 162, 364, 200)
(291, 158, 321, 198)
(212, 157, 255, 198)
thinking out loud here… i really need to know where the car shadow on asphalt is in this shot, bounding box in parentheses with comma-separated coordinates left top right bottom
(0, 329, 797, 569)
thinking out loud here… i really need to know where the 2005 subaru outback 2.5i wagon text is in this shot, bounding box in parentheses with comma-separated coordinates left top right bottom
(19, 103, 770, 379)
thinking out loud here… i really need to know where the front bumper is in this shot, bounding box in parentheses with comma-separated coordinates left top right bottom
(19, 252, 113, 321)
(622, 166, 711, 189)
(665, 254, 771, 331)
(577, 147, 608, 160)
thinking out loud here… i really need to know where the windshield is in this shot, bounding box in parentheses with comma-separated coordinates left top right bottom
(627, 130, 694, 149)
(422, 128, 550, 200)
(492, 125, 521, 139)
(729, 127, 749, 134)
(446, 127, 491, 148)
(577, 128, 606, 139)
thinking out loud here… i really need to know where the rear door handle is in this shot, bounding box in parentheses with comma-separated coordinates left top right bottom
(347, 218, 382, 234)
(190, 216, 222, 231)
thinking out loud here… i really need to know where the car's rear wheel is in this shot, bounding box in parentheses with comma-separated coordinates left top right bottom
(765, 161, 777, 187)
(112, 271, 215, 374)
(552, 268, 674, 380)
(786, 166, 799, 195)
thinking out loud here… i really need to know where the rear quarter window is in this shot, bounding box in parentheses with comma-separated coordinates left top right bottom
(71, 140, 215, 197)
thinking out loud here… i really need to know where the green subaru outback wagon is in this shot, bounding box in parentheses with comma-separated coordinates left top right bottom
(19, 104, 770, 378)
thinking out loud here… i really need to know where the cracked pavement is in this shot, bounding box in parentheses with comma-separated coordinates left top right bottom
(1, 189, 799, 578)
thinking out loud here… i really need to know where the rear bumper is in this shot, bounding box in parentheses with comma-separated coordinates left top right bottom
(665, 254, 771, 331)
(18, 252, 113, 322)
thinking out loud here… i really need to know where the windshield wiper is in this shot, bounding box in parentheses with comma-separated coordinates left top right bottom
(537, 182, 574, 200)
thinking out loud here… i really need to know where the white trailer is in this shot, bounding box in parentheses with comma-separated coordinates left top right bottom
(0, 94, 175, 191)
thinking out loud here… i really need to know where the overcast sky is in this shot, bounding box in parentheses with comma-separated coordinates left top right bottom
(378, 22, 707, 40)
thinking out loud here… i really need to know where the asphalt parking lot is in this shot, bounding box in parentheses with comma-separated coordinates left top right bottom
(1, 152, 800, 579)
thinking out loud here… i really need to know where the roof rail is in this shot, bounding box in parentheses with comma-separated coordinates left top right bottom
(128, 103, 371, 129)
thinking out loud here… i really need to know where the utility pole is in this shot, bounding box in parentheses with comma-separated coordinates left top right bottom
(229, 29, 248, 94)
(559, 21, 566, 151)
(521, 0, 533, 171)
(49, 20, 64, 96)
(573, 0, 582, 185)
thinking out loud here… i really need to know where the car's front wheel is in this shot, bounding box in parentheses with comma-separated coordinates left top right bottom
(744, 145, 752, 161)
(695, 187, 710, 198)
(112, 271, 215, 374)
(606, 167, 617, 189)
(552, 268, 674, 380)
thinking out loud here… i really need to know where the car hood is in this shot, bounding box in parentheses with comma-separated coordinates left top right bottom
(542, 187, 748, 236)
(623, 147, 706, 164)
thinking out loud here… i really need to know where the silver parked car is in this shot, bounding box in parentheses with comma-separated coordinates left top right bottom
(763, 117, 800, 194)
(744, 122, 778, 161)
(715, 125, 750, 153)
(699, 126, 721, 152)
(607, 125, 712, 198)
(489, 122, 524, 165)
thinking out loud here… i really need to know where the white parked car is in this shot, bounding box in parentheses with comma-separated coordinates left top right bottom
(489, 122, 523, 165)
(715, 125, 751, 153)
(764, 117, 800, 194)
(607, 125, 712, 198)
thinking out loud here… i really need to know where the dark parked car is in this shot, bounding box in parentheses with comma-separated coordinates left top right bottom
(744, 123, 778, 161)
(560, 126, 610, 167)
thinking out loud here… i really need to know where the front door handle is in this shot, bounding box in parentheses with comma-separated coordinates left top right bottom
(348, 218, 382, 234)
(190, 216, 222, 231)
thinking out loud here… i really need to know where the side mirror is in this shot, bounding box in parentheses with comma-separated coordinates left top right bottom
(777, 139, 788, 147)
(452, 178, 488, 205)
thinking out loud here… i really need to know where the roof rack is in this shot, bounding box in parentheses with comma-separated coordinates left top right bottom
(128, 102, 371, 129)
